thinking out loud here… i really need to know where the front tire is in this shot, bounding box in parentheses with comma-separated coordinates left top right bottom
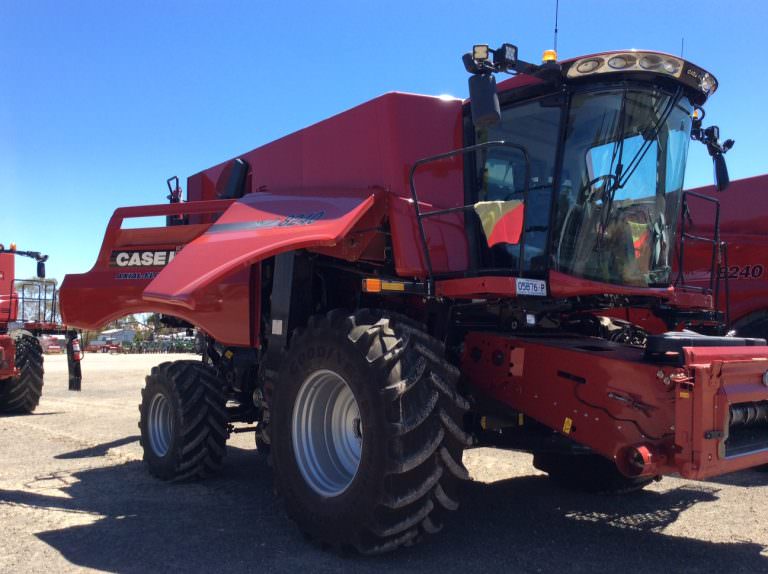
(139, 360, 228, 481)
(271, 309, 470, 554)
(0, 335, 44, 414)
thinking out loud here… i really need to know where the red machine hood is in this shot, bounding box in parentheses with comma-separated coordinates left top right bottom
(143, 190, 378, 308)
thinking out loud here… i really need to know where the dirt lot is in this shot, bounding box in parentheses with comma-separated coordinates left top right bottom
(1, 353, 767, 573)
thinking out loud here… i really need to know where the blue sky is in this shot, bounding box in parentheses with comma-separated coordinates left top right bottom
(2, 0, 766, 282)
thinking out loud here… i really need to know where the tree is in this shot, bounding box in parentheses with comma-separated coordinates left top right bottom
(79, 329, 100, 349)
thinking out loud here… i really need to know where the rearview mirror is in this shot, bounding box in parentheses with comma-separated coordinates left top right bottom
(468, 73, 501, 129)
(37, 261, 45, 278)
(714, 153, 730, 192)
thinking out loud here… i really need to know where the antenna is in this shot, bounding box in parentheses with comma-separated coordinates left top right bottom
(680, 37, 685, 58)
(553, 0, 560, 52)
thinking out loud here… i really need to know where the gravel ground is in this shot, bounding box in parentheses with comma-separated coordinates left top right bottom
(1, 353, 767, 573)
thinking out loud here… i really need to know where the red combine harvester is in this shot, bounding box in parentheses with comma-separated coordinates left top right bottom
(0, 246, 82, 413)
(680, 174, 768, 338)
(606, 174, 768, 339)
(60, 44, 768, 553)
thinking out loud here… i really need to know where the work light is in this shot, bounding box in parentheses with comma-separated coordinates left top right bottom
(472, 45, 490, 62)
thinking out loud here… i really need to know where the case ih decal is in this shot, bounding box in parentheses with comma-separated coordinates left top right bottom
(110, 249, 178, 267)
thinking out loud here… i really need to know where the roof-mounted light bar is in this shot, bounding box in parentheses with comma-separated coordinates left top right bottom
(464, 43, 521, 74)
(566, 51, 718, 97)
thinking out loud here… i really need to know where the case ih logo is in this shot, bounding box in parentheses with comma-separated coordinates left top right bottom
(110, 249, 177, 267)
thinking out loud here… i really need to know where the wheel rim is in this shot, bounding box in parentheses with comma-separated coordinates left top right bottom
(148, 393, 174, 457)
(292, 369, 363, 497)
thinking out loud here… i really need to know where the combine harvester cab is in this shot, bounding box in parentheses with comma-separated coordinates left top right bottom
(60, 43, 768, 553)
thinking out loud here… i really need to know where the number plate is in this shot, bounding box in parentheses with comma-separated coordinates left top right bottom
(515, 278, 547, 297)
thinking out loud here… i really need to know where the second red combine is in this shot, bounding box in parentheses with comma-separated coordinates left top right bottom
(1, 246, 81, 413)
(61, 43, 768, 553)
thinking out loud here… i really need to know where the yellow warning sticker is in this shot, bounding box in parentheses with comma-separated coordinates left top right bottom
(562, 417, 573, 434)
(679, 391, 690, 399)
(381, 281, 405, 292)
(518, 413, 524, 426)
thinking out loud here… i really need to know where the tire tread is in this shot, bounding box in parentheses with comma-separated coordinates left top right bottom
(274, 309, 470, 554)
(0, 335, 44, 414)
(139, 360, 228, 481)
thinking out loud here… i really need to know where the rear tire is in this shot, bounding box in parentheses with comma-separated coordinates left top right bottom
(0, 335, 44, 414)
(734, 312, 768, 340)
(139, 360, 228, 480)
(271, 309, 470, 554)
(533, 452, 654, 494)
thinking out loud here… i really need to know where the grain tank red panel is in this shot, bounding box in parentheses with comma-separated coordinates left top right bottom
(682, 175, 768, 326)
(186, 92, 468, 276)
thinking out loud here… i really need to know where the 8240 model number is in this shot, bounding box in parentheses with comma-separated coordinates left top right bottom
(718, 264, 765, 280)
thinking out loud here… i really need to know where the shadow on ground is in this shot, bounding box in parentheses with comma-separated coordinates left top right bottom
(1, 443, 766, 574)
(702, 466, 768, 487)
(0, 411, 64, 418)
(54, 436, 140, 460)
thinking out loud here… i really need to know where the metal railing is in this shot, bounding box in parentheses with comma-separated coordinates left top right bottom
(675, 190, 730, 325)
(1, 279, 60, 325)
(408, 140, 530, 295)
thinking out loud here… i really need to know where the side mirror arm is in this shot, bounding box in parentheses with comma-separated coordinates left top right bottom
(0, 248, 49, 277)
(691, 110, 734, 191)
(691, 111, 735, 157)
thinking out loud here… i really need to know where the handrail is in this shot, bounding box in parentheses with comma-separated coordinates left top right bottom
(112, 198, 235, 225)
(4, 279, 60, 325)
(675, 190, 728, 325)
(409, 141, 530, 296)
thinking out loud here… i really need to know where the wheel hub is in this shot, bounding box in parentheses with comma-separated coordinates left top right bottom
(148, 393, 174, 457)
(292, 369, 363, 497)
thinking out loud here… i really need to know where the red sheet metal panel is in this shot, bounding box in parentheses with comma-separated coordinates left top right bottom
(682, 174, 768, 328)
(143, 190, 379, 308)
(185, 92, 468, 277)
(462, 333, 673, 476)
(462, 333, 768, 480)
(674, 346, 768, 479)
(0, 253, 17, 324)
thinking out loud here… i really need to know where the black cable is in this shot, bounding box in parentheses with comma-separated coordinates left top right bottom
(573, 382, 670, 441)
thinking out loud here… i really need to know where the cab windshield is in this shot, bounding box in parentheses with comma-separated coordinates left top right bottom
(553, 87, 692, 287)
